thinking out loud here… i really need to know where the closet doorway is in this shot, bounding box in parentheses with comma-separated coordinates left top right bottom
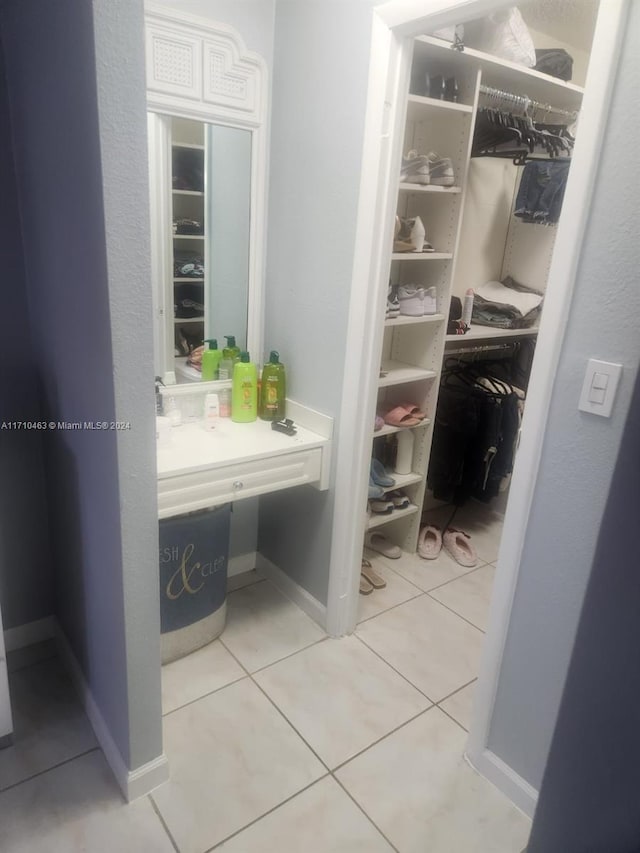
(329, 0, 627, 813)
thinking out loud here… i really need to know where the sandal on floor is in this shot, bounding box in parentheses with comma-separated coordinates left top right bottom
(443, 528, 478, 567)
(360, 575, 374, 595)
(383, 406, 422, 428)
(361, 559, 387, 589)
(418, 524, 442, 560)
(365, 532, 402, 559)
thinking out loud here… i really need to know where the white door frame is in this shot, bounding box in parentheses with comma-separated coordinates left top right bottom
(0, 598, 14, 745)
(327, 0, 629, 815)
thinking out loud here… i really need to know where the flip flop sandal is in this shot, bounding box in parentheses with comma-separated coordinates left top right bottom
(369, 499, 394, 514)
(360, 575, 374, 595)
(361, 559, 387, 589)
(442, 528, 478, 568)
(398, 403, 428, 420)
(383, 406, 422, 428)
(365, 532, 402, 559)
(418, 524, 442, 560)
(389, 490, 410, 509)
(370, 458, 396, 487)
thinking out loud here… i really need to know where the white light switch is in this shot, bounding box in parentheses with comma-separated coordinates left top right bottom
(578, 359, 622, 417)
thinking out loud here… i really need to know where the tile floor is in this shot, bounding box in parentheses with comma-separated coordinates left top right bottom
(0, 504, 531, 852)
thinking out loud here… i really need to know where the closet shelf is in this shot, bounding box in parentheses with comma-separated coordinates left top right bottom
(378, 361, 437, 388)
(391, 252, 452, 261)
(173, 235, 205, 240)
(406, 94, 473, 119)
(172, 190, 204, 197)
(398, 183, 461, 194)
(374, 420, 430, 439)
(174, 317, 204, 324)
(385, 313, 444, 328)
(172, 142, 205, 151)
(381, 473, 423, 493)
(445, 326, 539, 343)
(174, 277, 204, 283)
(367, 503, 420, 530)
(413, 36, 584, 113)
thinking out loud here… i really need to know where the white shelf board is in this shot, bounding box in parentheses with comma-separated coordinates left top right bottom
(378, 361, 437, 388)
(385, 313, 444, 328)
(367, 504, 420, 530)
(172, 190, 204, 197)
(374, 420, 431, 438)
(398, 182, 461, 194)
(414, 36, 584, 113)
(174, 277, 204, 283)
(172, 142, 204, 151)
(445, 325, 539, 343)
(406, 94, 473, 119)
(381, 472, 424, 493)
(174, 317, 204, 324)
(391, 252, 452, 261)
(173, 234, 205, 240)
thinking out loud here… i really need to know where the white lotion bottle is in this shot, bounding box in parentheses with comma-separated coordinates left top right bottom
(204, 392, 220, 430)
(462, 288, 474, 326)
(394, 430, 414, 475)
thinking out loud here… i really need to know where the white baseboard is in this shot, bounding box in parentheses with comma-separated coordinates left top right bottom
(54, 623, 169, 801)
(255, 553, 327, 630)
(227, 551, 257, 578)
(466, 747, 538, 819)
(4, 616, 56, 652)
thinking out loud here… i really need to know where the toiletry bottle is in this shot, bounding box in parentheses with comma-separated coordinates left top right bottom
(219, 387, 231, 418)
(259, 350, 286, 421)
(201, 338, 222, 381)
(219, 335, 241, 380)
(166, 396, 182, 427)
(394, 430, 414, 475)
(203, 392, 220, 430)
(232, 352, 258, 423)
(462, 288, 474, 327)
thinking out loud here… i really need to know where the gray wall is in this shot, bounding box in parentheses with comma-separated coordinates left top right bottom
(0, 37, 53, 631)
(257, 0, 376, 603)
(0, 0, 162, 771)
(487, 0, 640, 791)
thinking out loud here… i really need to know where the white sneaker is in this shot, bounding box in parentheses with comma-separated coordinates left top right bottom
(427, 152, 455, 186)
(398, 284, 425, 316)
(400, 150, 430, 184)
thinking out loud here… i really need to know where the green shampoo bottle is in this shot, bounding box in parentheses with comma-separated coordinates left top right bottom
(231, 352, 258, 423)
(201, 338, 222, 381)
(259, 351, 286, 421)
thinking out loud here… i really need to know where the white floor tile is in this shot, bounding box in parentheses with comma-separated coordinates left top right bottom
(440, 682, 476, 732)
(375, 546, 483, 593)
(216, 776, 394, 852)
(254, 636, 430, 768)
(161, 639, 245, 714)
(153, 677, 325, 853)
(429, 564, 496, 631)
(451, 503, 504, 564)
(0, 658, 97, 791)
(356, 596, 484, 702)
(358, 554, 422, 622)
(0, 751, 174, 853)
(221, 581, 326, 672)
(337, 708, 531, 853)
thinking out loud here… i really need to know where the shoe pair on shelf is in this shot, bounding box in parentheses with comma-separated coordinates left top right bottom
(394, 215, 434, 253)
(369, 490, 411, 515)
(398, 284, 437, 317)
(418, 524, 478, 567)
(386, 284, 400, 319)
(400, 150, 455, 186)
(423, 74, 459, 103)
(378, 403, 428, 429)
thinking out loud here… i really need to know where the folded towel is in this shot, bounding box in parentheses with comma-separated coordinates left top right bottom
(474, 278, 543, 316)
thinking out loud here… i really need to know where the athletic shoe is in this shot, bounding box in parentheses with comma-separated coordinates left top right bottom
(427, 152, 455, 186)
(400, 150, 430, 184)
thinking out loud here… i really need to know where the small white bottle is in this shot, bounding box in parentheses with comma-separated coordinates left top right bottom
(204, 392, 220, 430)
(166, 396, 182, 427)
(462, 288, 474, 326)
(395, 430, 414, 475)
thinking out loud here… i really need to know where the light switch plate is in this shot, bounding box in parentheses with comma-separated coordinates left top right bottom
(578, 359, 622, 417)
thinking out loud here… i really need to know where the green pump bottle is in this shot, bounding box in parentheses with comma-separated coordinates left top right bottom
(231, 352, 258, 423)
(219, 335, 242, 380)
(259, 351, 286, 421)
(201, 338, 222, 381)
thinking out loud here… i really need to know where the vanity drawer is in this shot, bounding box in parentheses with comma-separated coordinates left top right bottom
(158, 447, 323, 518)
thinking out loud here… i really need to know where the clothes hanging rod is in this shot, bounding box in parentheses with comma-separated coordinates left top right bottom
(479, 84, 578, 120)
(444, 339, 516, 357)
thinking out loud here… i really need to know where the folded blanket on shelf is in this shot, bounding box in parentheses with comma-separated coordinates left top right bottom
(472, 276, 543, 329)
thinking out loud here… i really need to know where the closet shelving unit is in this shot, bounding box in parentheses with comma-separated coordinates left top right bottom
(367, 34, 584, 556)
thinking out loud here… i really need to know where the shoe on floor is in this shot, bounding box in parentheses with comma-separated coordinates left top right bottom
(427, 152, 455, 186)
(400, 150, 430, 184)
(442, 527, 478, 567)
(365, 532, 402, 559)
(418, 524, 442, 560)
(360, 575, 374, 595)
(361, 558, 387, 589)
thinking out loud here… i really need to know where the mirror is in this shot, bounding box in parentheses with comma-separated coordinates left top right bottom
(149, 114, 252, 384)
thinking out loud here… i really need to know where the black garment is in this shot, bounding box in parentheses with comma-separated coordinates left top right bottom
(534, 48, 573, 81)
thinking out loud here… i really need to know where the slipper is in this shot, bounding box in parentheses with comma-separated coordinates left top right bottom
(360, 575, 374, 595)
(368, 477, 385, 500)
(365, 532, 402, 559)
(361, 559, 387, 589)
(369, 499, 394, 515)
(398, 403, 428, 420)
(389, 490, 410, 509)
(443, 528, 478, 568)
(418, 525, 442, 560)
(370, 458, 395, 487)
(383, 406, 422, 428)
